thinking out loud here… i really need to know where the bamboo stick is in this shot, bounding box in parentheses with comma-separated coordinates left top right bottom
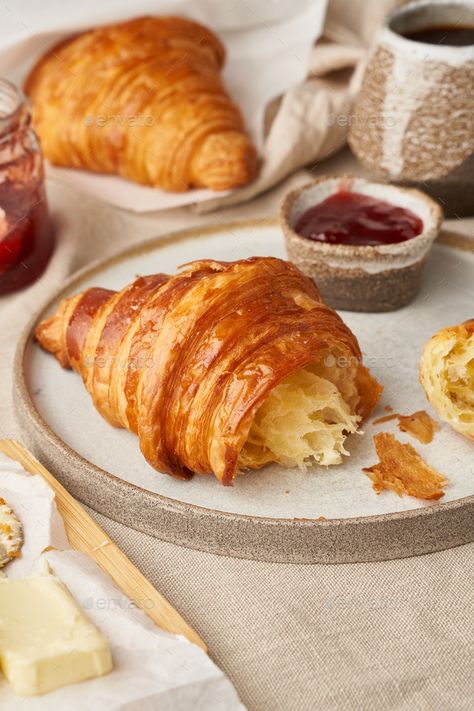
(0, 438, 206, 652)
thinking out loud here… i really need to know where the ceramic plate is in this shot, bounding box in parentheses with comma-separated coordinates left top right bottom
(15, 220, 474, 563)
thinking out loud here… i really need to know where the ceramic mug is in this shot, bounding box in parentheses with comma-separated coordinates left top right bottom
(348, 0, 474, 183)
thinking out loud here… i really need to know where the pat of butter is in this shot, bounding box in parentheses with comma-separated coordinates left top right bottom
(0, 566, 113, 696)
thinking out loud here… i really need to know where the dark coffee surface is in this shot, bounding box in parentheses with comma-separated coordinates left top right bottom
(404, 25, 474, 46)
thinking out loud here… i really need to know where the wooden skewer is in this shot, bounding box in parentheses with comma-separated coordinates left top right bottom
(0, 438, 206, 652)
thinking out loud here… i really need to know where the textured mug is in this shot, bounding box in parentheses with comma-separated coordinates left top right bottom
(348, 0, 474, 183)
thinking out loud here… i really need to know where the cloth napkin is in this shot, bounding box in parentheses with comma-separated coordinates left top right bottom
(199, 0, 405, 212)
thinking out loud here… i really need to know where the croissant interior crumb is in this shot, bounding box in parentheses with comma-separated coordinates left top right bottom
(238, 360, 360, 470)
(444, 334, 474, 418)
(420, 321, 474, 441)
(363, 432, 447, 500)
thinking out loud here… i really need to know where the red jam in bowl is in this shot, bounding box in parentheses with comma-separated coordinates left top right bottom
(295, 190, 423, 246)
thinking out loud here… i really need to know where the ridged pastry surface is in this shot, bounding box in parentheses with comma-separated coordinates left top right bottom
(35, 257, 382, 485)
(420, 319, 474, 440)
(24, 16, 258, 192)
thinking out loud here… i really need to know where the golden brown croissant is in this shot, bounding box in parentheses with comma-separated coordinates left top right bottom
(24, 16, 258, 192)
(420, 319, 474, 440)
(35, 257, 382, 485)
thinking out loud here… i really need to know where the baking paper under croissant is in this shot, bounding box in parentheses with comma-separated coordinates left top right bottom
(420, 319, 474, 440)
(35, 257, 382, 484)
(24, 16, 258, 192)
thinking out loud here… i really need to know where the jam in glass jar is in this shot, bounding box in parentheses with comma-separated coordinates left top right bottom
(0, 78, 54, 295)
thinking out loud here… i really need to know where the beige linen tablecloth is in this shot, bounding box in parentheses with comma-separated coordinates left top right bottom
(1, 158, 473, 710)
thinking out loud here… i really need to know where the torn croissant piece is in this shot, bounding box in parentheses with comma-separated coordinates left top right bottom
(24, 16, 258, 192)
(373, 410, 439, 444)
(397, 410, 439, 444)
(363, 432, 447, 500)
(36, 258, 382, 485)
(420, 319, 474, 440)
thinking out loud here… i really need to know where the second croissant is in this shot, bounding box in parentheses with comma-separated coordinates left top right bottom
(24, 16, 258, 192)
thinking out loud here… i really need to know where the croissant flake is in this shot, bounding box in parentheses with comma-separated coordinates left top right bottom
(363, 432, 447, 501)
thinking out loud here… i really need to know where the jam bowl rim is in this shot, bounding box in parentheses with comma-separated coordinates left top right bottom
(280, 175, 444, 264)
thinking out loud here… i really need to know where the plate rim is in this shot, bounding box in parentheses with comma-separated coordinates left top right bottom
(13, 218, 474, 561)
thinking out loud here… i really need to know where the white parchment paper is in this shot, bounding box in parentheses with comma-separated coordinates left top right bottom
(0, 0, 327, 211)
(0, 453, 245, 710)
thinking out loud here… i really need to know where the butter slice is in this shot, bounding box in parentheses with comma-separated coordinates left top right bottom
(0, 566, 113, 696)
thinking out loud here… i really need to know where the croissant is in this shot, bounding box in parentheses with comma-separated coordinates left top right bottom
(35, 257, 382, 485)
(420, 319, 474, 440)
(24, 16, 258, 192)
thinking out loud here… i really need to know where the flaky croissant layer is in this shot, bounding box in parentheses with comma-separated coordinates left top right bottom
(25, 16, 258, 192)
(420, 319, 474, 440)
(35, 257, 382, 484)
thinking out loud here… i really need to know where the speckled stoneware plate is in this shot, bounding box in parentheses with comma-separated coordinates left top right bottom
(15, 219, 474, 564)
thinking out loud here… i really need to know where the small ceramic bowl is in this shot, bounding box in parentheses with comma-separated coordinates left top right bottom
(281, 175, 443, 312)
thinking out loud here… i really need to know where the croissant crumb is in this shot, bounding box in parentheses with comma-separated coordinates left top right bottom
(397, 410, 439, 444)
(373, 410, 439, 444)
(363, 432, 447, 500)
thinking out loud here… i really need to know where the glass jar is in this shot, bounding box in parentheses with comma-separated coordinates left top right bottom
(0, 78, 54, 295)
